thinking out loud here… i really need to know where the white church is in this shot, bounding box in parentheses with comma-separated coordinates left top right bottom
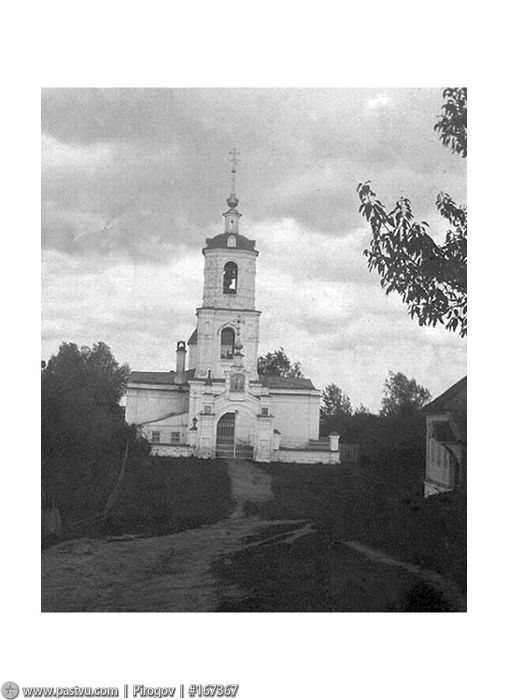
(125, 157, 340, 463)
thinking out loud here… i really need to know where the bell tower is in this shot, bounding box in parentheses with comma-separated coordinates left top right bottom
(193, 151, 261, 379)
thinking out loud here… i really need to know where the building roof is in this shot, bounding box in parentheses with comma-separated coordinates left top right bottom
(260, 374, 317, 390)
(129, 369, 195, 386)
(204, 232, 257, 252)
(187, 329, 197, 345)
(422, 376, 467, 415)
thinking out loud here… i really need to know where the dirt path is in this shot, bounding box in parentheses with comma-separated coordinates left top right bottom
(41, 462, 462, 612)
(42, 460, 306, 612)
(227, 458, 273, 517)
(343, 540, 466, 611)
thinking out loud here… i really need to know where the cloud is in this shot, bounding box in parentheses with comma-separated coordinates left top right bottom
(42, 88, 466, 256)
(367, 94, 389, 110)
(42, 133, 113, 173)
(42, 213, 466, 411)
(41, 88, 467, 410)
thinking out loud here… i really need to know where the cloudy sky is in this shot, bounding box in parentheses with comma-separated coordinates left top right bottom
(42, 88, 466, 411)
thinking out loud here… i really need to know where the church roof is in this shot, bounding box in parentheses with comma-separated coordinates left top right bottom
(187, 329, 197, 345)
(129, 369, 195, 386)
(204, 232, 257, 252)
(260, 375, 317, 390)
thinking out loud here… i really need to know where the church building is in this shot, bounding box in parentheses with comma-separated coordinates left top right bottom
(125, 156, 340, 463)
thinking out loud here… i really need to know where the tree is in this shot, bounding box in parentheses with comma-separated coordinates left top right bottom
(42, 341, 129, 460)
(257, 347, 303, 377)
(320, 383, 354, 438)
(321, 383, 353, 418)
(358, 88, 467, 337)
(380, 371, 431, 417)
(41, 342, 133, 526)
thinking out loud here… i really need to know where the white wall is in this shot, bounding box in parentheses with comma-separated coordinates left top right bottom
(142, 411, 189, 446)
(202, 248, 257, 310)
(188, 342, 197, 370)
(270, 391, 321, 448)
(194, 307, 260, 378)
(150, 444, 193, 457)
(125, 385, 189, 425)
(425, 415, 451, 489)
(275, 449, 340, 464)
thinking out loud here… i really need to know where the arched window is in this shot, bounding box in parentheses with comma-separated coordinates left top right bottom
(223, 261, 238, 294)
(220, 327, 235, 359)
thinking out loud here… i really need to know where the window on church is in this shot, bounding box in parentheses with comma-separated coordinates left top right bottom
(170, 431, 180, 444)
(203, 405, 212, 414)
(261, 407, 269, 416)
(151, 430, 161, 443)
(223, 261, 238, 294)
(220, 327, 235, 359)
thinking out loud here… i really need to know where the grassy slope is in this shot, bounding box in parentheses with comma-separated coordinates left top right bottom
(84, 456, 234, 538)
(213, 529, 453, 612)
(254, 461, 466, 591)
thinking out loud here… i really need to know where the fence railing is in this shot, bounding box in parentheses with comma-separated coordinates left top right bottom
(339, 443, 360, 464)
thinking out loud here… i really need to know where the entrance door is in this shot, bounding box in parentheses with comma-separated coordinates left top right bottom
(216, 412, 235, 457)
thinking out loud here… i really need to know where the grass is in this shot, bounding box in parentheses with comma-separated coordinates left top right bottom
(254, 460, 466, 591)
(99, 456, 233, 537)
(213, 526, 453, 612)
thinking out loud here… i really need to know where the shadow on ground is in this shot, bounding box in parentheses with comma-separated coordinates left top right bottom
(213, 527, 455, 612)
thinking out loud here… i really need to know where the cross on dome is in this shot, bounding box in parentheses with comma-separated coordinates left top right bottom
(227, 148, 241, 209)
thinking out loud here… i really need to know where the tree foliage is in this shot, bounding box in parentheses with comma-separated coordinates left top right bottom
(380, 371, 431, 417)
(321, 383, 353, 418)
(257, 347, 303, 377)
(434, 87, 467, 157)
(41, 342, 148, 531)
(42, 341, 130, 460)
(358, 87, 467, 337)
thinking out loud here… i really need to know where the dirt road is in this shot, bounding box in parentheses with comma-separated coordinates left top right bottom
(41, 460, 309, 612)
(41, 460, 463, 612)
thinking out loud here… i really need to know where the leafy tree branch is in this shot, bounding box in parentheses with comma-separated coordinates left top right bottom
(358, 88, 467, 337)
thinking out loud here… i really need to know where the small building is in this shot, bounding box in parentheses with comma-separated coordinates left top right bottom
(422, 376, 467, 497)
(125, 162, 339, 463)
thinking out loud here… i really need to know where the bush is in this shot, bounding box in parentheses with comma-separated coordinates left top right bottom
(102, 457, 233, 536)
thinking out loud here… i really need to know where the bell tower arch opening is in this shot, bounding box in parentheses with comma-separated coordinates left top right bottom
(223, 261, 238, 294)
(220, 326, 235, 359)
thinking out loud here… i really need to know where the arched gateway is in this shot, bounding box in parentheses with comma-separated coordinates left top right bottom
(216, 412, 254, 459)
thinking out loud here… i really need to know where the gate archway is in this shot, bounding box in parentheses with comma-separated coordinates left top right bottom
(215, 411, 254, 459)
(216, 412, 235, 457)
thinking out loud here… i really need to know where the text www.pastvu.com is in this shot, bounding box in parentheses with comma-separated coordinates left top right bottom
(20, 689, 180, 699)
(23, 689, 119, 697)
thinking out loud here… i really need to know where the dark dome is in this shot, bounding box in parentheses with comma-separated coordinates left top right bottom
(203, 232, 257, 252)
